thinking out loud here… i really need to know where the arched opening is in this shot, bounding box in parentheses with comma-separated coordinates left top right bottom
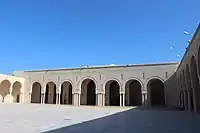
(31, 82, 41, 103)
(80, 79, 96, 105)
(190, 56, 200, 112)
(147, 78, 165, 106)
(0, 80, 11, 103)
(182, 69, 188, 109)
(105, 80, 120, 106)
(60, 81, 72, 105)
(186, 64, 194, 111)
(125, 79, 142, 106)
(45, 82, 56, 104)
(198, 47, 200, 76)
(12, 81, 22, 103)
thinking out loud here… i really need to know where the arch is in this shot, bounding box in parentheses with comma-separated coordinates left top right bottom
(182, 69, 186, 90)
(182, 69, 188, 109)
(198, 47, 200, 76)
(186, 64, 194, 111)
(123, 77, 144, 90)
(180, 74, 183, 90)
(60, 81, 73, 105)
(103, 78, 122, 92)
(45, 81, 57, 104)
(79, 76, 97, 91)
(80, 78, 96, 105)
(190, 56, 200, 112)
(105, 79, 120, 106)
(145, 76, 165, 86)
(147, 77, 165, 106)
(60, 79, 74, 91)
(0, 80, 11, 103)
(31, 82, 41, 103)
(30, 80, 42, 92)
(12, 81, 22, 103)
(124, 79, 142, 106)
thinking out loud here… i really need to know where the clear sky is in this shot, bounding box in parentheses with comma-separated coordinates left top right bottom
(0, 0, 199, 74)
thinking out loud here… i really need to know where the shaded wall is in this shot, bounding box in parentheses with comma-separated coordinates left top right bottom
(165, 72, 179, 107)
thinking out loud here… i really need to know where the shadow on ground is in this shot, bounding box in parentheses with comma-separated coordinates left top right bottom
(42, 106, 200, 133)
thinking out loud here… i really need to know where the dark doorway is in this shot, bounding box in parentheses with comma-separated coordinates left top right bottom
(31, 82, 41, 103)
(105, 80, 120, 106)
(45, 82, 56, 104)
(16, 95, 20, 103)
(60, 82, 72, 105)
(125, 80, 142, 106)
(81, 79, 96, 105)
(148, 79, 165, 106)
(87, 80, 96, 105)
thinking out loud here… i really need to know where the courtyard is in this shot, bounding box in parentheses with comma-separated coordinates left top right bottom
(0, 104, 199, 133)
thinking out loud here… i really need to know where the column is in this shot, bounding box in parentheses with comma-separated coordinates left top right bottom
(187, 90, 191, 112)
(96, 94, 103, 106)
(29, 93, 32, 103)
(58, 93, 61, 104)
(142, 93, 145, 108)
(120, 94, 122, 106)
(122, 93, 125, 106)
(102, 94, 105, 106)
(192, 88, 197, 113)
(183, 91, 187, 110)
(73, 93, 80, 106)
(42, 92, 46, 104)
(40, 93, 43, 104)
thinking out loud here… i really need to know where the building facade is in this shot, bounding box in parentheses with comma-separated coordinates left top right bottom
(175, 24, 200, 113)
(12, 63, 177, 107)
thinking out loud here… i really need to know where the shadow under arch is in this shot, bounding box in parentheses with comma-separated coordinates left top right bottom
(0, 79, 11, 103)
(60, 80, 73, 105)
(186, 64, 194, 111)
(190, 56, 200, 112)
(124, 78, 143, 106)
(104, 79, 121, 106)
(12, 81, 22, 103)
(45, 81, 57, 104)
(146, 77, 165, 106)
(80, 78, 96, 106)
(31, 82, 42, 103)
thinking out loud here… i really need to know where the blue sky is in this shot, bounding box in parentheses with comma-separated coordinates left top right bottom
(0, 0, 199, 74)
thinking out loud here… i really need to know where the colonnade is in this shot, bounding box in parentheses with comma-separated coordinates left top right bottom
(30, 77, 165, 108)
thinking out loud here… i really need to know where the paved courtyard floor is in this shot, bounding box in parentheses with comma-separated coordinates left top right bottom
(0, 104, 200, 133)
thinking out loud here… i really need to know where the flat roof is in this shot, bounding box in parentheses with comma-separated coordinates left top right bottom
(22, 62, 178, 72)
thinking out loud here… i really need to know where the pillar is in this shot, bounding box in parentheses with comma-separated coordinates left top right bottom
(187, 90, 191, 112)
(122, 93, 125, 106)
(58, 92, 61, 104)
(73, 93, 80, 106)
(142, 93, 147, 108)
(102, 94, 105, 106)
(40, 93, 42, 104)
(97, 93, 103, 106)
(120, 94, 122, 106)
(183, 91, 187, 110)
(142, 93, 145, 108)
(192, 88, 197, 113)
(29, 93, 32, 103)
(56, 93, 58, 104)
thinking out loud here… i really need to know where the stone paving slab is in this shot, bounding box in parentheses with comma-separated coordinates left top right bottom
(0, 104, 200, 133)
(0, 104, 130, 133)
